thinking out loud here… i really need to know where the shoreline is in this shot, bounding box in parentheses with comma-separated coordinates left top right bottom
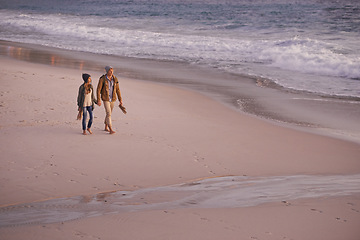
(1, 41, 360, 239)
(1, 40, 360, 144)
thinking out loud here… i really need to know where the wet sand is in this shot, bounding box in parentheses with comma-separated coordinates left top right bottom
(2, 175, 360, 228)
(0, 41, 360, 239)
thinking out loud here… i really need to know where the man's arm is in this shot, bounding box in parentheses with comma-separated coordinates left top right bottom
(117, 87, 122, 105)
(115, 76, 122, 105)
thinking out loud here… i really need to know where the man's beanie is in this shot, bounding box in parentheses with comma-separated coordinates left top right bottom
(105, 66, 113, 73)
(82, 73, 91, 82)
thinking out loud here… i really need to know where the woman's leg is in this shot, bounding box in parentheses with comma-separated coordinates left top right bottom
(87, 106, 93, 134)
(82, 107, 88, 134)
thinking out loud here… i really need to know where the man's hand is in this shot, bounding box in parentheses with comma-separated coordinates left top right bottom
(119, 103, 127, 114)
(97, 101, 101, 106)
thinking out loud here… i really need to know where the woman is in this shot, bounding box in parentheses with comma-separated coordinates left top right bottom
(77, 73, 98, 135)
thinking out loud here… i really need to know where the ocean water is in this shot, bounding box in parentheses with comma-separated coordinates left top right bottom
(0, 0, 359, 97)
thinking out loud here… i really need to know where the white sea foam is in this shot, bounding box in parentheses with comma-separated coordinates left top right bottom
(261, 38, 360, 79)
(0, 0, 359, 97)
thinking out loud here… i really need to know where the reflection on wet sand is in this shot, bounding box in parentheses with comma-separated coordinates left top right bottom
(0, 41, 99, 71)
(1, 174, 360, 227)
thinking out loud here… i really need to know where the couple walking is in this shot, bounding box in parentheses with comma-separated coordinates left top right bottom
(77, 66, 126, 135)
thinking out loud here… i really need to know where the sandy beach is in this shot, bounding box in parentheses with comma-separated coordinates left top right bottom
(0, 42, 360, 239)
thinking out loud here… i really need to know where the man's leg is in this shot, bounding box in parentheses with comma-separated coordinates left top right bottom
(103, 101, 116, 134)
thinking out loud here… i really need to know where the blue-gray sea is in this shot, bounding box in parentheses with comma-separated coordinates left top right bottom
(0, 0, 359, 97)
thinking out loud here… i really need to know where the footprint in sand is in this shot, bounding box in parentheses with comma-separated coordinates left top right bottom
(310, 208, 323, 213)
(192, 152, 215, 174)
(347, 202, 360, 213)
(281, 200, 291, 206)
(335, 217, 347, 222)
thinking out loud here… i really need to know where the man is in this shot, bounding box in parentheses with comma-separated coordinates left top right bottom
(96, 66, 123, 134)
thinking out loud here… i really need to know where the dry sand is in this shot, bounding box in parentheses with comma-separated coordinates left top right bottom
(0, 48, 360, 239)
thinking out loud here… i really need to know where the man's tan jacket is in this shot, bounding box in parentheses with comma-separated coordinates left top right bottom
(97, 74, 122, 102)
